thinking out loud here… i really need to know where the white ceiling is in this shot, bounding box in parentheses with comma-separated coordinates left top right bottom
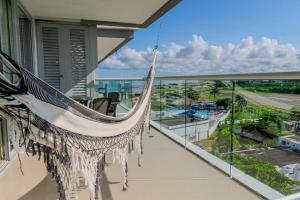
(21, 0, 169, 24)
(20, 0, 179, 63)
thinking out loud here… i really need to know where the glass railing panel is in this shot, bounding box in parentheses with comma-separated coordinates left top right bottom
(232, 79, 300, 195)
(182, 80, 233, 168)
(150, 76, 300, 199)
(157, 80, 187, 140)
(94, 74, 300, 199)
(121, 80, 145, 109)
(94, 79, 145, 114)
(150, 80, 162, 126)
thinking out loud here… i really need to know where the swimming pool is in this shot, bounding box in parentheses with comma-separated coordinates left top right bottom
(192, 110, 210, 118)
(177, 109, 210, 118)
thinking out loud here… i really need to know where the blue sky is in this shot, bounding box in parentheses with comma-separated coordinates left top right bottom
(100, 0, 300, 77)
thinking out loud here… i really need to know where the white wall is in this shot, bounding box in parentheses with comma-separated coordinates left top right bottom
(167, 120, 210, 142)
(278, 137, 300, 151)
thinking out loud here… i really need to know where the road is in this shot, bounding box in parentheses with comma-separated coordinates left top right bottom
(237, 89, 300, 110)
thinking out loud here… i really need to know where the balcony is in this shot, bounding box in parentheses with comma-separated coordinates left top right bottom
(0, 128, 261, 200)
(1, 72, 300, 200)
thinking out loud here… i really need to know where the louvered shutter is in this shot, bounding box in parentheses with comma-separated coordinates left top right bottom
(69, 29, 87, 96)
(38, 23, 90, 96)
(41, 26, 61, 90)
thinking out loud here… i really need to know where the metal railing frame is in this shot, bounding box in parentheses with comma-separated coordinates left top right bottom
(96, 71, 300, 81)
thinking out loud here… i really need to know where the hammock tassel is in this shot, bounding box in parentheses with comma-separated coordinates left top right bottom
(26, 139, 33, 154)
(135, 126, 144, 167)
(123, 161, 128, 191)
(37, 143, 41, 160)
(32, 142, 36, 156)
(60, 137, 64, 154)
(53, 134, 57, 149)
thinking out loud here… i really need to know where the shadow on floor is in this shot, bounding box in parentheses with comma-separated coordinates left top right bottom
(18, 175, 58, 200)
(18, 172, 115, 200)
(99, 172, 115, 200)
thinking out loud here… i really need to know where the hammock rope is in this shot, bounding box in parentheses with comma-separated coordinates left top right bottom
(0, 49, 157, 200)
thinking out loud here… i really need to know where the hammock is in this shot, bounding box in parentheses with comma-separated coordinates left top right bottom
(0, 50, 156, 200)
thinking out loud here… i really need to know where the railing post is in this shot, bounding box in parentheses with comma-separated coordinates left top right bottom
(159, 80, 162, 132)
(184, 80, 187, 149)
(230, 80, 236, 178)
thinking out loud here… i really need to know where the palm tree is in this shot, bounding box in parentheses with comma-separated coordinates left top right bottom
(210, 84, 220, 100)
(290, 106, 300, 121)
(236, 94, 247, 110)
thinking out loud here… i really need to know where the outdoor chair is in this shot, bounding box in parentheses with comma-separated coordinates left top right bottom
(91, 97, 111, 115)
(108, 92, 120, 117)
(71, 95, 91, 106)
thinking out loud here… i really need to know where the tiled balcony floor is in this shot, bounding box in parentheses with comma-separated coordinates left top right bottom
(0, 129, 262, 200)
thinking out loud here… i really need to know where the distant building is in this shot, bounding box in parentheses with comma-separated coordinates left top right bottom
(278, 135, 300, 152)
(278, 163, 300, 181)
(191, 101, 217, 111)
(283, 121, 300, 134)
(164, 119, 210, 142)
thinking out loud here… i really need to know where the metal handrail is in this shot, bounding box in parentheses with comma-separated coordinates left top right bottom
(95, 77, 145, 81)
(95, 71, 300, 81)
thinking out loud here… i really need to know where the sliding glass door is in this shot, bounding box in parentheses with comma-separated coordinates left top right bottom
(0, 0, 12, 164)
(0, 0, 30, 165)
(18, 6, 32, 72)
(37, 22, 89, 97)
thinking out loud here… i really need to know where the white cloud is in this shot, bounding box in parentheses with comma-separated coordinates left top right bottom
(101, 35, 300, 75)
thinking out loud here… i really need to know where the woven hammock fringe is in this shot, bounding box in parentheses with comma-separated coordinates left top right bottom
(2, 107, 148, 200)
(0, 51, 155, 200)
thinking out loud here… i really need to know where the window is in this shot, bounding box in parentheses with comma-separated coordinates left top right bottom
(0, 0, 22, 164)
(18, 6, 33, 72)
(0, 0, 17, 82)
(0, 0, 10, 79)
(0, 0, 18, 57)
(0, 0, 10, 54)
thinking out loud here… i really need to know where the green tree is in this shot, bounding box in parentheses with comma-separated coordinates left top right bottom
(212, 127, 240, 155)
(257, 112, 282, 136)
(215, 80, 225, 88)
(235, 94, 247, 110)
(210, 84, 220, 100)
(290, 106, 300, 121)
(216, 98, 230, 110)
(186, 87, 201, 100)
(232, 154, 297, 195)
